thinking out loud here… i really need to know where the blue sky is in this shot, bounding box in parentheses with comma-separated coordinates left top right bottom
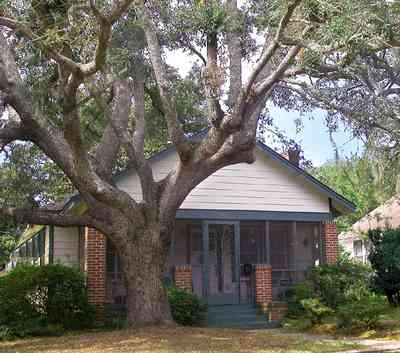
(267, 106, 364, 167)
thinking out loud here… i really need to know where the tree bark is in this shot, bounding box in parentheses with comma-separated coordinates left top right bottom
(118, 224, 174, 325)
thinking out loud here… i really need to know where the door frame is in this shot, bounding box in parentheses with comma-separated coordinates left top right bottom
(201, 220, 240, 305)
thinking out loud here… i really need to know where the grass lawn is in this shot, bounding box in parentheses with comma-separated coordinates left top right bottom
(283, 306, 400, 341)
(370, 306, 400, 340)
(0, 326, 361, 353)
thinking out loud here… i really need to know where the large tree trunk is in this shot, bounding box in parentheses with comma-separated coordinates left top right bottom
(119, 225, 174, 325)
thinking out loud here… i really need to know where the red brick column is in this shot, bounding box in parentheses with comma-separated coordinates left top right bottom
(323, 221, 339, 264)
(255, 264, 272, 313)
(85, 227, 106, 321)
(174, 265, 192, 292)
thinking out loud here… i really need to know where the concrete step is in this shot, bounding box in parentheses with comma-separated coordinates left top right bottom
(204, 312, 261, 321)
(205, 321, 278, 329)
(207, 304, 258, 313)
(202, 304, 273, 329)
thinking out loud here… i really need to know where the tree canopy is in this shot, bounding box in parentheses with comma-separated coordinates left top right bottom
(312, 150, 400, 232)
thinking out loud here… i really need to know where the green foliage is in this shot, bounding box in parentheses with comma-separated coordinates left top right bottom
(300, 298, 333, 325)
(311, 153, 400, 232)
(0, 234, 16, 268)
(172, 1, 227, 37)
(286, 260, 382, 329)
(284, 281, 315, 318)
(0, 143, 74, 265)
(0, 326, 12, 341)
(0, 264, 95, 339)
(337, 281, 387, 329)
(368, 228, 400, 307)
(166, 286, 207, 326)
(309, 258, 372, 309)
(0, 143, 72, 208)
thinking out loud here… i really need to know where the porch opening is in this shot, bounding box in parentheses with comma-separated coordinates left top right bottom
(104, 219, 323, 307)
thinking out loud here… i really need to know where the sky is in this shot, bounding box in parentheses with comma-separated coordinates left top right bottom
(268, 107, 364, 166)
(165, 49, 364, 168)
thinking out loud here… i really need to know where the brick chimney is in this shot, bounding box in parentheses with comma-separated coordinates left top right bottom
(283, 148, 300, 167)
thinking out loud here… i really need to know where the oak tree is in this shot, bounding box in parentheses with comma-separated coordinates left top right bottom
(0, 0, 394, 324)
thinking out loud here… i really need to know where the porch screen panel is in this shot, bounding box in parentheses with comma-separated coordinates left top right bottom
(169, 221, 189, 267)
(207, 224, 238, 301)
(188, 223, 203, 298)
(239, 221, 266, 303)
(295, 222, 320, 272)
(269, 221, 320, 299)
(240, 221, 266, 264)
(169, 221, 203, 297)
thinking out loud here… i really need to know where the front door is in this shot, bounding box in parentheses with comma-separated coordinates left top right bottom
(203, 222, 240, 305)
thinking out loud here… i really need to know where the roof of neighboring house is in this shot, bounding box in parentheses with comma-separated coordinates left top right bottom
(15, 130, 356, 248)
(340, 195, 400, 240)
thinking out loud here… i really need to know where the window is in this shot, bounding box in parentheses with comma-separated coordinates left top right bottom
(106, 240, 120, 280)
(32, 236, 37, 258)
(353, 240, 363, 256)
(353, 240, 363, 262)
(26, 240, 32, 258)
(19, 244, 26, 258)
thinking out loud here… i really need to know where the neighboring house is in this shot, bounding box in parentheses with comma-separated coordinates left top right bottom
(6, 139, 355, 323)
(340, 196, 400, 263)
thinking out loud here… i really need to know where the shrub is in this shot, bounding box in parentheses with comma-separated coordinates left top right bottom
(368, 228, 400, 307)
(300, 298, 333, 325)
(284, 281, 315, 318)
(284, 260, 377, 330)
(0, 263, 95, 338)
(167, 286, 207, 326)
(42, 264, 96, 329)
(309, 258, 372, 309)
(337, 281, 387, 329)
(0, 326, 12, 341)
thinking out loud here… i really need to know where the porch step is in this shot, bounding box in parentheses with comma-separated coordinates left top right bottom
(202, 304, 276, 329)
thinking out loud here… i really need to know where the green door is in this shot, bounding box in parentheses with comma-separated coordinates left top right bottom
(203, 222, 240, 306)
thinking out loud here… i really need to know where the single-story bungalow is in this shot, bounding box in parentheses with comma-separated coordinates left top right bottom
(6, 139, 355, 323)
(340, 195, 400, 263)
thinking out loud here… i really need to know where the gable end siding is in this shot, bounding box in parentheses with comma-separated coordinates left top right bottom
(117, 149, 329, 214)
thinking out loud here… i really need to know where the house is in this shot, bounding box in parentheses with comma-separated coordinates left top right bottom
(7, 139, 355, 323)
(340, 196, 400, 263)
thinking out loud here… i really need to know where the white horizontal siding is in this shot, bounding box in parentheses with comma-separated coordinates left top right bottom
(53, 227, 79, 267)
(117, 148, 329, 213)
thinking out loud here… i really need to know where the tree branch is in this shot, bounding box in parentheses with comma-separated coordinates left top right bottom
(132, 70, 156, 204)
(202, 4, 225, 127)
(0, 207, 93, 227)
(234, 0, 302, 116)
(1, 0, 135, 78)
(0, 124, 28, 151)
(139, 2, 193, 163)
(226, 0, 242, 109)
(0, 17, 82, 75)
(255, 45, 302, 96)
